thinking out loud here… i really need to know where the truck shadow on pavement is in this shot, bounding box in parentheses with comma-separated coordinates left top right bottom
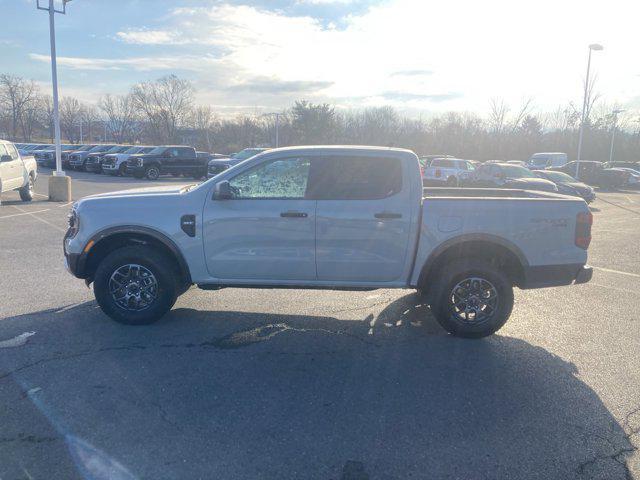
(0, 295, 636, 480)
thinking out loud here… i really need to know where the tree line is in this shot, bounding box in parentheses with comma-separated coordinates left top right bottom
(1, 73, 638, 161)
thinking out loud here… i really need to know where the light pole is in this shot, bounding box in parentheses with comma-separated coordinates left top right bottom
(576, 43, 603, 178)
(609, 109, 625, 164)
(37, 0, 72, 201)
(263, 112, 282, 148)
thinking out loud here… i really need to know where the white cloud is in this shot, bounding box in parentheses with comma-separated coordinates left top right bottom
(29, 53, 222, 72)
(47, 1, 640, 113)
(116, 29, 187, 45)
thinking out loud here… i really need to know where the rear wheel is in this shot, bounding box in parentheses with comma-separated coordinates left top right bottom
(446, 176, 458, 186)
(19, 175, 34, 202)
(429, 258, 513, 338)
(93, 246, 178, 325)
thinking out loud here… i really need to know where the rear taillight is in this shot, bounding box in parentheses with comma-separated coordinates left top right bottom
(435, 169, 442, 178)
(575, 211, 593, 249)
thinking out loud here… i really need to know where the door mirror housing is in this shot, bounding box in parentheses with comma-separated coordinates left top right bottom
(213, 180, 233, 200)
(1, 154, 12, 162)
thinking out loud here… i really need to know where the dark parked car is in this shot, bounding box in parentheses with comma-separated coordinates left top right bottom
(548, 161, 630, 189)
(126, 146, 207, 180)
(533, 170, 596, 203)
(464, 162, 558, 192)
(61, 144, 97, 167)
(85, 145, 132, 173)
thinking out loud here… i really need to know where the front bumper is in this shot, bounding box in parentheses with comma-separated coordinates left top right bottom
(84, 161, 102, 172)
(126, 165, 145, 176)
(521, 264, 593, 289)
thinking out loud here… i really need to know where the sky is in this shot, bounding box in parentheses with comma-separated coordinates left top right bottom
(1, 0, 639, 118)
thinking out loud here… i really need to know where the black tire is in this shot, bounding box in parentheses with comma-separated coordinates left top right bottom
(118, 164, 127, 176)
(145, 165, 160, 181)
(446, 176, 458, 186)
(94, 246, 179, 325)
(429, 258, 513, 338)
(19, 175, 34, 202)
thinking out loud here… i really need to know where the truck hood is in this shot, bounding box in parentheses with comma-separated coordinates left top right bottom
(84, 185, 190, 200)
(505, 178, 557, 191)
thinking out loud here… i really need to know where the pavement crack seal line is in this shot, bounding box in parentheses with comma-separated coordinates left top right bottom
(576, 405, 640, 478)
(596, 196, 640, 215)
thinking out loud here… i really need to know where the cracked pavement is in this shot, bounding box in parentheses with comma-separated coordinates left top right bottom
(0, 169, 639, 479)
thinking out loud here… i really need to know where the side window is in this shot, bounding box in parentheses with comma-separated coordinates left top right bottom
(310, 156, 402, 200)
(229, 157, 311, 199)
(169, 149, 180, 157)
(178, 147, 193, 157)
(0, 144, 8, 159)
(6, 144, 19, 160)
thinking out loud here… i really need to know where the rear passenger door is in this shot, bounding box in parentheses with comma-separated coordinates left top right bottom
(312, 155, 412, 283)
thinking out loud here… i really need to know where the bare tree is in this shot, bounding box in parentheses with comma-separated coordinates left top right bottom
(59, 97, 84, 143)
(189, 105, 216, 151)
(131, 75, 194, 144)
(99, 94, 139, 144)
(0, 74, 40, 141)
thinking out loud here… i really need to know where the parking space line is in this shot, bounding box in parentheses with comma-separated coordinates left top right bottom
(9, 205, 66, 233)
(0, 208, 51, 219)
(592, 266, 640, 278)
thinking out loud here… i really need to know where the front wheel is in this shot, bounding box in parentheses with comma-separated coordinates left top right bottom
(94, 246, 178, 325)
(145, 166, 160, 180)
(429, 259, 513, 338)
(118, 164, 127, 176)
(19, 176, 34, 202)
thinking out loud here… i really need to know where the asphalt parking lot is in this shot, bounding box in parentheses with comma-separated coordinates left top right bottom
(1, 169, 639, 480)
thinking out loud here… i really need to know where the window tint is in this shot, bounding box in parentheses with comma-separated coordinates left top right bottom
(309, 156, 402, 200)
(0, 144, 8, 158)
(229, 157, 311, 199)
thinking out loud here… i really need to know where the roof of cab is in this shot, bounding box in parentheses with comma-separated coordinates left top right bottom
(258, 145, 416, 158)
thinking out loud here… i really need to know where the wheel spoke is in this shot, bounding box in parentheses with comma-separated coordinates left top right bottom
(109, 264, 158, 312)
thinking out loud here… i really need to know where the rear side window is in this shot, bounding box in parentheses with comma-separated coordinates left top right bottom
(309, 156, 402, 200)
(6, 144, 19, 160)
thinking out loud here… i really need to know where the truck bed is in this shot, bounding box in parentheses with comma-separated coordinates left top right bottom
(423, 187, 577, 201)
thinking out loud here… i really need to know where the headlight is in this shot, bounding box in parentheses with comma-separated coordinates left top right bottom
(67, 207, 79, 238)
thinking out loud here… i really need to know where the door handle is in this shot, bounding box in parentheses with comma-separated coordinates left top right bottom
(374, 212, 402, 219)
(280, 211, 308, 218)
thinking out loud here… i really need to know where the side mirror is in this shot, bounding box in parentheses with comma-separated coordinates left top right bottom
(1, 154, 12, 162)
(213, 180, 233, 200)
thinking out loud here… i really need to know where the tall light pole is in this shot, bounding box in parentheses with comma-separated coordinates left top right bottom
(576, 43, 603, 178)
(263, 112, 282, 148)
(609, 109, 625, 164)
(37, 0, 72, 201)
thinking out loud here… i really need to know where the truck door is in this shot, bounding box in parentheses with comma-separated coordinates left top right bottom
(0, 143, 23, 192)
(311, 155, 412, 282)
(203, 156, 317, 281)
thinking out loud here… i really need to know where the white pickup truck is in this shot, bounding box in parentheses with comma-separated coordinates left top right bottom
(0, 139, 37, 203)
(63, 146, 593, 338)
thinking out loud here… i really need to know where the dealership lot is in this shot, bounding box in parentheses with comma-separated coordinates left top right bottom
(1, 170, 639, 479)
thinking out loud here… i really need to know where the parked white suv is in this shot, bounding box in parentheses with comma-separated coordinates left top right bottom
(0, 139, 37, 204)
(423, 158, 474, 186)
(527, 152, 568, 169)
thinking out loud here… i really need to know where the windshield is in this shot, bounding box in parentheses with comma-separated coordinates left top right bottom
(148, 147, 166, 155)
(502, 165, 537, 178)
(233, 149, 264, 160)
(123, 147, 141, 154)
(541, 171, 576, 183)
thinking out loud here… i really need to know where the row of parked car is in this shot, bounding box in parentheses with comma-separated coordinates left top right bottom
(16, 143, 269, 181)
(421, 153, 640, 204)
